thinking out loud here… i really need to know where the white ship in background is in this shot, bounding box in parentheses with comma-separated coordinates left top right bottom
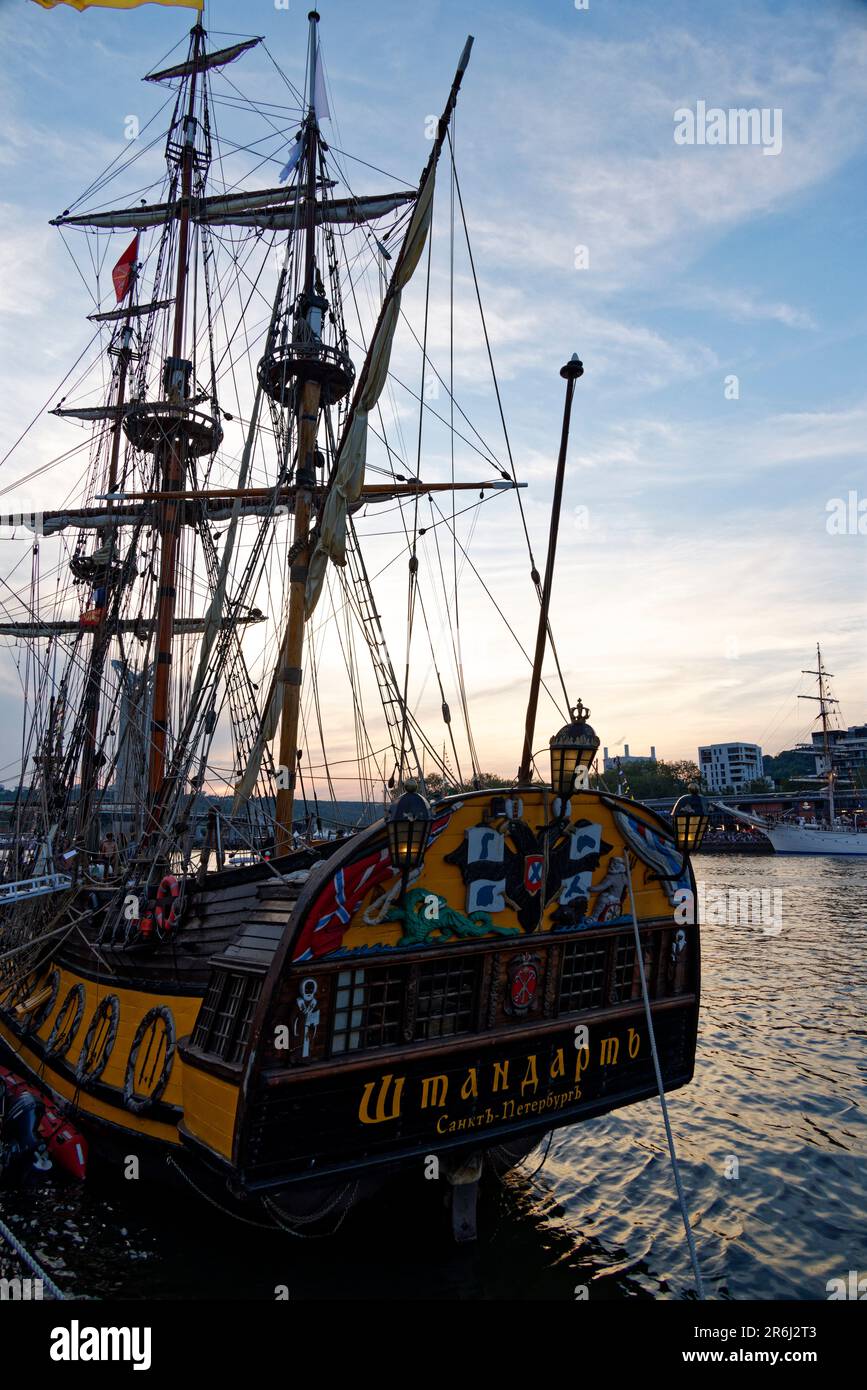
(728, 646, 867, 857)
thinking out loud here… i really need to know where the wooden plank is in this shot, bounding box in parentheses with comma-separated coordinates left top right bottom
(223, 941, 278, 957)
(233, 925, 286, 944)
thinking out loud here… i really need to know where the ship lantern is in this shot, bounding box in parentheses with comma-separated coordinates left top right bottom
(385, 780, 433, 874)
(549, 700, 599, 798)
(671, 783, 709, 855)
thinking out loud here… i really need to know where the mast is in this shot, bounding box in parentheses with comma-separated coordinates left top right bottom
(147, 23, 204, 813)
(273, 10, 324, 852)
(518, 355, 583, 783)
(801, 642, 837, 822)
(76, 305, 135, 842)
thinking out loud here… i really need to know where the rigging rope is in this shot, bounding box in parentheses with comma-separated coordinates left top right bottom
(622, 849, 705, 1300)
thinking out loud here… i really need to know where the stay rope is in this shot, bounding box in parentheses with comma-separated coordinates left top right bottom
(622, 850, 705, 1299)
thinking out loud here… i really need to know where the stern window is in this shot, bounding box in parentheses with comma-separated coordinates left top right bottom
(413, 958, 479, 1040)
(330, 966, 403, 1054)
(192, 971, 262, 1064)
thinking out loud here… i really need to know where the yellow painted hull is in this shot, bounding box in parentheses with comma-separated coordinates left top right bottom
(0, 963, 239, 1163)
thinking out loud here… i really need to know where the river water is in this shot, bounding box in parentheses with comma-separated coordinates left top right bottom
(2, 854, 865, 1300)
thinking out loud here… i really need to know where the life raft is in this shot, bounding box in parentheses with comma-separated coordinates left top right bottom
(0, 1066, 88, 1181)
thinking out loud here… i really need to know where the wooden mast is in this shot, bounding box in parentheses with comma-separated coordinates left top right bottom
(261, 25, 474, 849)
(147, 23, 203, 813)
(518, 354, 583, 784)
(76, 302, 135, 842)
(274, 10, 323, 853)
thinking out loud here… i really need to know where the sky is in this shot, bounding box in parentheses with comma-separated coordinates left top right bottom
(0, 0, 865, 796)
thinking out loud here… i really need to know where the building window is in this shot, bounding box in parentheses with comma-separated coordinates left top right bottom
(191, 971, 262, 1065)
(413, 958, 479, 1041)
(559, 940, 607, 1012)
(330, 966, 403, 1054)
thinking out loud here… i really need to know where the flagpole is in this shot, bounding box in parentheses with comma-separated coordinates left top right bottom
(518, 354, 583, 784)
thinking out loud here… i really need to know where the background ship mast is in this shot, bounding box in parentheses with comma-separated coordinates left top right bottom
(799, 642, 840, 822)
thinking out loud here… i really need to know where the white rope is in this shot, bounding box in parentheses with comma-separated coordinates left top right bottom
(622, 849, 705, 1300)
(0, 1213, 66, 1300)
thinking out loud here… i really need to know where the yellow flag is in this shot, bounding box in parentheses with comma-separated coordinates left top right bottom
(32, 1, 204, 13)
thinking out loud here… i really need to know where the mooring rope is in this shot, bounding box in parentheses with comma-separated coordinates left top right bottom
(165, 1153, 277, 1230)
(263, 1182, 358, 1239)
(164, 1150, 358, 1239)
(622, 849, 705, 1299)
(0, 1212, 66, 1300)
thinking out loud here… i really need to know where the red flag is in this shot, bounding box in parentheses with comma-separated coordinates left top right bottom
(111, 234, 138, 303)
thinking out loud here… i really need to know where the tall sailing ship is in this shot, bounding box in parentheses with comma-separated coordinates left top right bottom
(745, 646, 867, 857)
(0, 11, 706, 1237)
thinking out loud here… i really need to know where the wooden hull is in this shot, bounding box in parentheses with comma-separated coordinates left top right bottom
(0, 790, 700, 1220)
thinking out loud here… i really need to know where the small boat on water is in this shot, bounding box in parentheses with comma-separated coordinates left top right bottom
(0, 9, 709, 1238)
(0, 1066, 88, 1182)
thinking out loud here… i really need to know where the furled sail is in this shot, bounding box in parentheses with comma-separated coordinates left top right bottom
(206, 191, 416, 230)
(88, 298, 174, 324)
(52, 203, 180, 231)
(0, 506, 146, 535)
(144, 37, 263, 84)
(50, 405, 126, 422)
(51, 183, 335, 231)
(304, 172, 436, 617)
(0, 615, 264, 638)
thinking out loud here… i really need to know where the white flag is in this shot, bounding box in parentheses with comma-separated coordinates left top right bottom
(279, 133, 304, 184)
(313, 44, 330, 120)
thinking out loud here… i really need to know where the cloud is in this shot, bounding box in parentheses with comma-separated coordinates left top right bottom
(573, 403, 867, 488)
(458, 8, 867, 292)
(676, 285, 817, 329)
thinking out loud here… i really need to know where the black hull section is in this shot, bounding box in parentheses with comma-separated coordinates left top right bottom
(232, 1002, 696, 1193)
